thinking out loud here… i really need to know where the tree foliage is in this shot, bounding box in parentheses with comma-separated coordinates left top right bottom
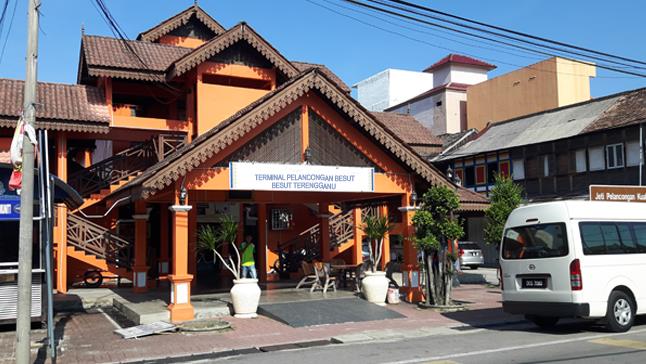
(361, 214, 393, 272)
(412, 185, 464, 306)
(484, 174, 524, 247)
(197, 214, 242, 279)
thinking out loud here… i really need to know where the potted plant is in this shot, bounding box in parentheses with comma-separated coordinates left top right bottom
(361, 214, 393, 306)
(197, 215, 261, 318)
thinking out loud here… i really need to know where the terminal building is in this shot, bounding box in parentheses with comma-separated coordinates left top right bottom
(0, 6, 488, 322)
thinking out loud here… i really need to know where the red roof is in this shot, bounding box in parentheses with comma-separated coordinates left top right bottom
(424, 54, 496, 73)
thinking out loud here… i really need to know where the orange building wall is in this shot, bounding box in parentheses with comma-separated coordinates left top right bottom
(158, 35, 206, 48)
(196, 62, 275, 136)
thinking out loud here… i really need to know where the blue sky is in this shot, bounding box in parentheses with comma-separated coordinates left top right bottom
(0, 0, 644, 97)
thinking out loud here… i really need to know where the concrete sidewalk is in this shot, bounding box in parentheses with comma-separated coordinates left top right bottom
(0, 284, 514, 364)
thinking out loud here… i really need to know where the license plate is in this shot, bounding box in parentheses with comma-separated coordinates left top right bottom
(471, 252, 478, 256)
(522, 278, 547, 289)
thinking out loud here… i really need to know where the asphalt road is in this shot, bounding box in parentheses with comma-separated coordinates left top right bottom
(195, 318, 646, 364)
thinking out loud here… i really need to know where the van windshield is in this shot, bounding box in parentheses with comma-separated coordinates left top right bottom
(502, 223, 568, 259)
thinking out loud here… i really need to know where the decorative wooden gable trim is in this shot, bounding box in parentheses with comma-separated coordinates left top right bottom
(217, 109, 302, 165)
(308, 108, 377, 170)
(137, 5, 225, 42)
(128, 69, 452, 199)
(167, 23, 298, 80)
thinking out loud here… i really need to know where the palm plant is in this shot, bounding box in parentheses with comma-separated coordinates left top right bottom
(197, 214, 241, 280)
(361, 214, 393, 273)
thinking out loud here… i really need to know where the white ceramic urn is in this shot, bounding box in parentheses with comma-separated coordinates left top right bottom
(361, 271, 389, 306)
(230, 278, 261, 318)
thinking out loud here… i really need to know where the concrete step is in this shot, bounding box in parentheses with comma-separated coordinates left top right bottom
(193, 300, 231, 319)
(113, 296, 170, 325)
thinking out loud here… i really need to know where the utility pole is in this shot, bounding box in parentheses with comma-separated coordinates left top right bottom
(16, 0, 41, 363)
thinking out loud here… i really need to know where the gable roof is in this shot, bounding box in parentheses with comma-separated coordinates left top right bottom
(167, 22, 299, 80)
(0, 79, 110, 133)
(371, 112, 442, 146)
(81, 35, 192, 81)
(423, 54, 496, 73)
(384, 82, 470, 112)
(137, 5, 225, 42)
(115, 69, 458, 199)
(291, 61, 350, 93)
(437, 87, 646, 161)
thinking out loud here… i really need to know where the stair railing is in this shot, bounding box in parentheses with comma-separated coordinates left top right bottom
(329, 209, 355, 249)
(66, 211, 133, 270)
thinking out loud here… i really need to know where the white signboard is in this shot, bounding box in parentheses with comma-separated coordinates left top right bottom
(229, 162, 374, 192)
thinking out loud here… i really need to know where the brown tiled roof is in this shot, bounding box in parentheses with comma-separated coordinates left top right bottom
(371, 112, 442, 146)
(424, 54, 496, 73)
(137, 5, 225, 42)
(112, 69, 459, 200)
(291, 61, 350, 93)
(582, 88, 646, 133)
(0, 79, 110, 133)
(384, 82, 470, 112)
(168, 22, 299, 80)
(82, 35, 192, 81)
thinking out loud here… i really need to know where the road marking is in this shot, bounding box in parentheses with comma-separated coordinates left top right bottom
(386, 327, 646, 364)
(590, 338, 646, 350)
(421, 361, 460, 364)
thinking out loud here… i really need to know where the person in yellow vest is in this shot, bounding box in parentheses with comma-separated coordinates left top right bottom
(240, 235, 257, 279)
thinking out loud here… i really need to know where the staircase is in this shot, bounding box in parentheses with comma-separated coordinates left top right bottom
(66, 212, 133, 277)
(275, 209, 356, 275)
(68, 134, 185, 209)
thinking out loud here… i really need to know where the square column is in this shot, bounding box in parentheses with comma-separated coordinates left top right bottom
(132, 201, 149, 292)
(168, 204, 194, 322)
(257, 203, 268, 282)
(319, 203, 331, 261)
(351, 208, 363, 265)
(378, 205, 391, 269)
(398, 193, 423, 303)
(55, 133, 68, 293)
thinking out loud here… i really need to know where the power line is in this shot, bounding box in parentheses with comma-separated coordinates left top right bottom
(370, 0, 646, 70)
(343, 0, 646, 78)
(384, 0, 646, 67)
(307, 0, 638, 79)
(0, 0, 17, 64)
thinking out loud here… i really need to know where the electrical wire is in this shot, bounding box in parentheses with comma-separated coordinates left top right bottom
(384, 0, 646, 67)
(307, 0, 639, 79)
(342, 0, 646, 78)
(370, 0, 646, 71)
(0, 0, 17, 65)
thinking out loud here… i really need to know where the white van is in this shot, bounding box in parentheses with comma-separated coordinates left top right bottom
(500, 201, 646, 332)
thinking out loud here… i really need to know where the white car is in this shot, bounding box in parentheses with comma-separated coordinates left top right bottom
(500, 201, 646, 332)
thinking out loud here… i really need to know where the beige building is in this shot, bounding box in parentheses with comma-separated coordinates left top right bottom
(466, 57, 596, 131)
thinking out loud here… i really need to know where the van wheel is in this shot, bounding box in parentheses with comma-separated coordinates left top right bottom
(606, 290, 635, 332)
(470, 266, 478, 270)
(525, 315, 559, 329)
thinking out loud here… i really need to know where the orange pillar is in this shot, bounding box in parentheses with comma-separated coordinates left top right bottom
(319, 203, 331, 261)
(158, 205, 170, 275)
(83, 148, 92, 167)
(351, 208, 363, 265)
(257, 203, 268, 282)
(188, 199, 198, 288)
(168, 189, 194, 322)
(399, 193, 423, 302)
(379, 205, 391, 270)
(132, 201, 149, 292)
(55, 133, 68, 293)
(300, 104, 309, 162)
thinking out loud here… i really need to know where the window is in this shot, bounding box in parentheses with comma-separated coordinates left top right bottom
(464, 165, 475, 186)
(543, 155, 550, 177)
(487, 161, 498, 184)
(580, 222, 646, 255)
(606, 143, 624, 169)
(626, 141, 641, 167)
(502, 223, 569, 259)
(512, 159, 525, 180)
(271, 208, 293, 230)
(588, 146, 605, 171)
(475, 165, 486, 185)
(575, 149, 587, 173)
(499, 160, 510, 178)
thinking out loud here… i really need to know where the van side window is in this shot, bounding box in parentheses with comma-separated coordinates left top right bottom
(580, 222, 646, 255)
(632, 223, 646, 252)
(580, 223, 605, 254)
